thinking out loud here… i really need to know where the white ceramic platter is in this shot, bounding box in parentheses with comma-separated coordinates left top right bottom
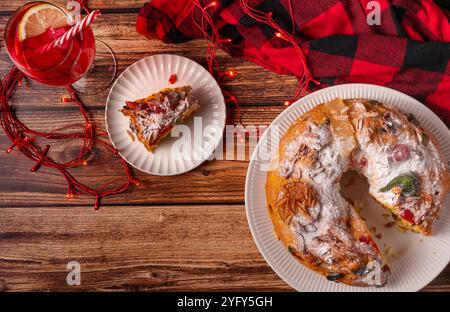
(245, 83, 450, 292)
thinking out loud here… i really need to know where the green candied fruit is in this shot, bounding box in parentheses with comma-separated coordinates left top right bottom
(421, 131, 429, 144)
(379, 172, 420, 196)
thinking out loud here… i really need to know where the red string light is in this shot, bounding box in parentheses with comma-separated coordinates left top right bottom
(67, 185, 75, 199)
(0, 67, 138, 210)
(190, 0, 319, 122)
(225, 69, 237, 78)
(31, 144, 50, 172)
(189, 0, 244, 126)
(129, 178, 141, 186)
(240, 0, 320, 105)
(61, 96, 73, 102)
(204, 1, 217, 9)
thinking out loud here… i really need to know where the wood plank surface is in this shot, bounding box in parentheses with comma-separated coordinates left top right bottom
(1, 205, 449, 291)
(0, 1, 449, 292)
(0, 205, 290, 291)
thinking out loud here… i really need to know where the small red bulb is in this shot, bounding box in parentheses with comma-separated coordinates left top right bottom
(130, 179, 141, 186)
(284, 100, 291, 106)
(204, 1, 217, 9)
(226, 70, 236, 78)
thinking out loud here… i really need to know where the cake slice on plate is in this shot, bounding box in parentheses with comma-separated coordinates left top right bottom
(120, 86, 200, 152)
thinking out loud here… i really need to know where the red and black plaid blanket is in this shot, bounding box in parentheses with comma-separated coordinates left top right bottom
(136, 0, 450, 125)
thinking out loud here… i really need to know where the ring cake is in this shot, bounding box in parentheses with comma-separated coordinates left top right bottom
(265, 98, 450, 287)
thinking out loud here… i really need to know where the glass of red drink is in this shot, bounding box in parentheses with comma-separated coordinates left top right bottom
(4, 1, 116, 92)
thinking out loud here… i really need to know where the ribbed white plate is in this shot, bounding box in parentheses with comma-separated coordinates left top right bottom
(106, 54, 226, 175)
(245, 84, 450, 292)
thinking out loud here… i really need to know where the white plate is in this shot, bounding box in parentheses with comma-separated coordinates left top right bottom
(245, 83, 450, 292)
(106, 54, 226, 175)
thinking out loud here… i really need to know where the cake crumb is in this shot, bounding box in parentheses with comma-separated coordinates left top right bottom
(384, 245, 397, 260)
(127, 130, 135, 142)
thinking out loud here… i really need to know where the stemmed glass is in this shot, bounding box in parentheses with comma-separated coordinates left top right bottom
(4, 1, 116, 93)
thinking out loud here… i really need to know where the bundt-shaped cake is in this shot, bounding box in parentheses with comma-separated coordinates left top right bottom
(265, 98, 450, 287)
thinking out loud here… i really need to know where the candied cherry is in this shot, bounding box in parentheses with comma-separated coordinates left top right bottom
(392, 144, 410, 162)
(401, 209, 415, 224)
(359, 157, 367, 167)
(169, 74, 177, 84)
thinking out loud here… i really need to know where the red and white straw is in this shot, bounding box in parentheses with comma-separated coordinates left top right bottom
(38, 10, 101, 53)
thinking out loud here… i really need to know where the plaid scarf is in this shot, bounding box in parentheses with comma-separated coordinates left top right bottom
(136, 0, 450, 126)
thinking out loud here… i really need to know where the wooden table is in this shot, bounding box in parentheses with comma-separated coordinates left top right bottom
(0, 0, 449, 292)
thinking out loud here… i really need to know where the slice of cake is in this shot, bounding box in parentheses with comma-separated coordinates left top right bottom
(120, 86, 199, 152)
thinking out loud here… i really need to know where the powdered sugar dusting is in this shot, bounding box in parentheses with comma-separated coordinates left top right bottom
(275, 99, 448, 285)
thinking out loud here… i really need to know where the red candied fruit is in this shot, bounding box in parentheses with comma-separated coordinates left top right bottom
(169, 74, 177, 84)
(392, 144, 410, 162)
(401, 209, 415, 224)
(359, 157, 367, 167)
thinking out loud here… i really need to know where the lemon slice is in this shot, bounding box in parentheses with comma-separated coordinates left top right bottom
(18, 3, 69, 42)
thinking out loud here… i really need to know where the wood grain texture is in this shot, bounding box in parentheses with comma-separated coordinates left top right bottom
(0, 1, 449, 292)
(0, 105, 282, 207)
(0, 205, 290, 291)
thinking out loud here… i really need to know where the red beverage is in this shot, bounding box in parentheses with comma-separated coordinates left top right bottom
(5, 2, 96, 86)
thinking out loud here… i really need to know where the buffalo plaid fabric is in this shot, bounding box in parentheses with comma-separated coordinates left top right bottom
(136, 0, 450, 125)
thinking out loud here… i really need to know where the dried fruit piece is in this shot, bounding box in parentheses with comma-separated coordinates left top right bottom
(169, 74, 177, 84)
(401, 209, 415, 224)
(359, 157, 367, 167)
(379, 172, 420, 196)
(359, 235, 372, 244)
(324, 98, 356, 158)
(392, 144, 410, 162)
